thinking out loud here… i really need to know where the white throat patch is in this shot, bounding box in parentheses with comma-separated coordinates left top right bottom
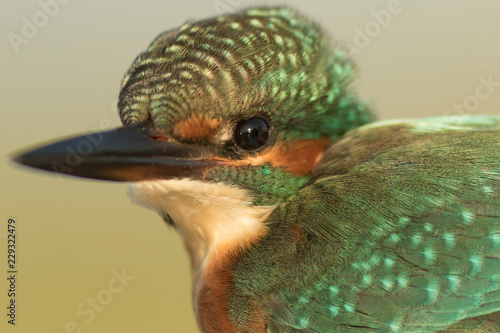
(128, 179, 274, 276)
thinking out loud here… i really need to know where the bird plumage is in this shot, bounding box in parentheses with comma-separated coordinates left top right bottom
(13, 6, 500, 333)
(229, 117, 500, 332)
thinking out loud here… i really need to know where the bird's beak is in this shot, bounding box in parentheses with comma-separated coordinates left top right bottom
(12, 124, 219, 182)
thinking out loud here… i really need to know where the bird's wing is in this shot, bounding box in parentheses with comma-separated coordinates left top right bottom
(264, 116, 500, 332)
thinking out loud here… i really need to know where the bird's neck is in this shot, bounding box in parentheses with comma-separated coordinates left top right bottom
(128, 179, 273, 317)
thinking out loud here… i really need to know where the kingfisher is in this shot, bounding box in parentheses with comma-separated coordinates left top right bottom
(13, 6, 500, 333)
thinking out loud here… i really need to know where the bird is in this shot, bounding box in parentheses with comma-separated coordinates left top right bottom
(13, 6, 500, 333)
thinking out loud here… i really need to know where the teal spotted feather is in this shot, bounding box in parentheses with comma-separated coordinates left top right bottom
(229, 117, 500, 332)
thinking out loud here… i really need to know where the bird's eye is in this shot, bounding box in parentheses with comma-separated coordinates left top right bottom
(233, 117, 270, 152)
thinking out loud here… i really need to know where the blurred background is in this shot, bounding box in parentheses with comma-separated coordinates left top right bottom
(1, 0, 499, 332)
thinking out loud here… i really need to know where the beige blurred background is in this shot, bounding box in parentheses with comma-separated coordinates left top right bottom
(1, 1, 499, 332)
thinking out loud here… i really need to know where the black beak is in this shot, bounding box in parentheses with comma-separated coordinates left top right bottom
(12, 124, 218, 182)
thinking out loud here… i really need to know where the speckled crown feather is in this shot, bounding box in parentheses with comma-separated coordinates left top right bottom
(118, 7, 372, 141)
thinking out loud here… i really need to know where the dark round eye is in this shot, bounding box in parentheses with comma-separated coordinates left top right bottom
(234, 117, 270, 152)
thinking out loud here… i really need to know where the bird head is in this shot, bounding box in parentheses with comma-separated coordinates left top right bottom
(14, 6, 372, 270)
(15, 7, 372, 206)
(118, 6, 372, 205)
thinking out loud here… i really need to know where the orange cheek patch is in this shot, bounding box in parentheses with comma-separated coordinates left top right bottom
(245, 137, 331, 175)
(173, 114, 221, 140)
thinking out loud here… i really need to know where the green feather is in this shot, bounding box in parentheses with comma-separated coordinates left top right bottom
(229, 116, 500, 332)
(118, 6, 373, 143)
